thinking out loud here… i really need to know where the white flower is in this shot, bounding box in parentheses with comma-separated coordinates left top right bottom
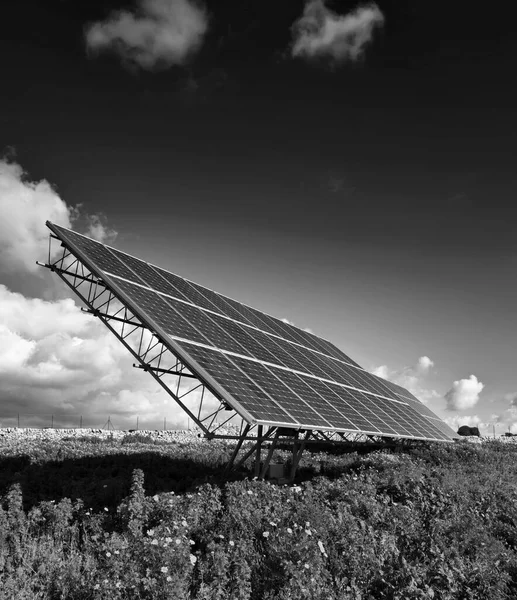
(166, 576, 172, 582)
(114, 550, 119, 555)
(229, 540, 235, 547)
(304, 563, 310, 569)
(189, 539, 195, 545)
(189, 554, 197, 565)
(263, 531, 270, 538)
(104, 507, 109, 512)
(175, 539, 181, 545)
(106, 552, 112, 558)
(153, 495, 159, 502)
(147, 529, 155, 537)
(181, 520, 188, 527)
(165, 537, 172, 544)
(161, 566, 168, 573)
(247, 490, 253, 495)
(318, 540, 325, 554)
(151, 539, 159, 545)
(287, 528, 293, 534)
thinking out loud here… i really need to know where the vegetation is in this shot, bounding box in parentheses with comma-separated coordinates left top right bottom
(1, 435, 517, 599)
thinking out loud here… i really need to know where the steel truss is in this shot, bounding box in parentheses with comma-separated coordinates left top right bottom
(39, 234, 405, 482)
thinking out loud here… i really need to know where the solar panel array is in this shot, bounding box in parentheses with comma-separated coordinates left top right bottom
(48, 222, 458, 441)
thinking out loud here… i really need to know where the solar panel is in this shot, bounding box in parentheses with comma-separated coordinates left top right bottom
(47, 222, 458, 442)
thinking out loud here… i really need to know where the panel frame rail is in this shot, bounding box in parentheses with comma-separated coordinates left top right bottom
(39, 231, 420, 482)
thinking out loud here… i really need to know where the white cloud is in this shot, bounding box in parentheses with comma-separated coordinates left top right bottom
(372, 356, 440, 404)
(291, 1, 384, 64)
(504, 392, 517, 406)
(0, 158, 206, 430)
(0, 158, 119, 275)
(85, 0, 208, 70)
(444, 414, 484, 432)
(417, 355, 434, 373)
(0, 160, 72, 274)
(0, 284, 212, 429)
(84, 214, 118, 244)
(445, 374, 484, 411)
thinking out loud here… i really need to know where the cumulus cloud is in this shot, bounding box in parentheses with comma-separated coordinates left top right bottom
(372, 356, 439, 404)
(0, 160, 72, 274)
(444, 414, 484, 433)
(0, 157, 213, 429)
(417, 356, 434, 373)
(0, 284, 216, 429)
(445, 374, 484, 411)
(291, 1, 384, 64)
(85, 0, 208, 70)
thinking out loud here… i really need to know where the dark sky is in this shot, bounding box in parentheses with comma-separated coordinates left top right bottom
(1, 0, 516, 425)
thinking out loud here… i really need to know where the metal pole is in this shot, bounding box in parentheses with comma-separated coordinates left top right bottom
(164, 417, 166, 431)
(254, 425, 263, 478)
(136, 416, 139, 430)
(17, 413, 20, 428)
(51, 414, 54, 428)
(80, 415, 82, 428)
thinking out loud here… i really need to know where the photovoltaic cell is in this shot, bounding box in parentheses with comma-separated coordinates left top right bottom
(177, 342, 296, 425)
(48, 222, 457, 442)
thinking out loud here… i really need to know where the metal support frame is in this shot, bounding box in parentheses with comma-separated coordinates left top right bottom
(38, 240, 241, 438)
(39, 233, 416, 482)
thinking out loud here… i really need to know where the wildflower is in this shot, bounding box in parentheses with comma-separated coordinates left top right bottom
(218, 534, 224, 539)
(161, 566, 168, 573)
(189, 539, 195, 545)
(270, 521, 277, 527)
(166, 576, 172, 582)
(94, 584, 100, 590)
(247, 490, 253, 495)
(175, 539, 181, 545)
(165, 537, 172, 544)
(104, 507, 109, 512)
(190, 554, 197, 565)
(181, 520, 188, 527)
(147, 529, 155, 537)
(318, 541, 325, 554)
(106, 552, 112, 558)
(229, 540, 235, 547)
(287, 528, 293, 534)
(151, 539, 159, 545)
(115, 582, 121, 588)
(304, 563, 310, 569)
(263, 531, 270, 538)
(114, 550, 119, 555)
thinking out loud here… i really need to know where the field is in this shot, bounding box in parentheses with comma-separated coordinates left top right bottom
(1, 431, 517, 600)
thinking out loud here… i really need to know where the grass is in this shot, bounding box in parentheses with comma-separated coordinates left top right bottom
(1, 435, 517, 599)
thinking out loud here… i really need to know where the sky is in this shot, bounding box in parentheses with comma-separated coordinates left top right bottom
(0, 0, 516, 433)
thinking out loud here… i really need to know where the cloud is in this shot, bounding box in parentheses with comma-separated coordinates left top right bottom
(85, 0, 208, 70)
(0, 158, 221, 430)
(372, 356, 439, 404)
(503, 392, 517, 406)
(0, 160, 72, 274)
(444, 414, 484, 433)
(445, 374, 484, 411)
(291, 1, 384, 64)
(417, 356, 434, 374)
(0, 284, 215, 429)
(0, 158, 119, 276)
